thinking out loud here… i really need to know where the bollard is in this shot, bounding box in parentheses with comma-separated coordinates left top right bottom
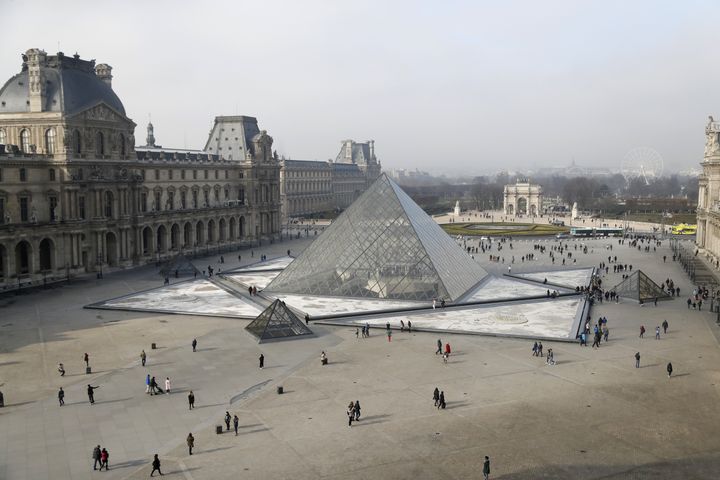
(86, 366, 92, 374)
(216, 425, 223, 435)
(277, 386, 283, 395)
(151, 343, 157, 350)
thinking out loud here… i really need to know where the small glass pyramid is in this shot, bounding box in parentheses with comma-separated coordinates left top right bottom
(245, 299, 313, 342)
(613, 270, 670, 302)
(266, 174, 488, 301)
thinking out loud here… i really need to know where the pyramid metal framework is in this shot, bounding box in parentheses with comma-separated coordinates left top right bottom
(245, 300, 314, 342)
(159, 255, 198, 277)
(613, 270, 670, 302)
(265, 174, 488, 301)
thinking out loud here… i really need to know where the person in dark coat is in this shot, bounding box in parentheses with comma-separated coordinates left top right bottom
(87, 385, 99, 404)
(354, 400, 361, 421)
(234, 415, 239, 435)
(259, 354, 264, 369)
(58, 387, 65, 406)
(436, 339, 442, 355)
(186, 433, 194, 455)
(635, 352, 641, 368)
(483, 456, 490, 480)
(92, 445, 101, 470)
(225, 411, 231, 431)
(192, 339, 197, 352)
(433, 387, 440, 407)
(438, 391, 446, 409)
(150, 454, 162, 476)
(662, 319, 669, 334)
(99, 448, 109, 470)
(667, 362, 673, 378)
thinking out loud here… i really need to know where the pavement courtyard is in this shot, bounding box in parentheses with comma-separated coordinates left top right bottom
(1, 233, 720, 480)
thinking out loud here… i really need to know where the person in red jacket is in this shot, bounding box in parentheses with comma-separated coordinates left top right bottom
(445, 343, 451, 356)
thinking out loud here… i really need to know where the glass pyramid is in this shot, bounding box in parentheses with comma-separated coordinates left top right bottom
(266, 174, 488, 301)
(159, 254, 198, 277)
(613, 270, 670, 302)
(245, 299, 314, 342)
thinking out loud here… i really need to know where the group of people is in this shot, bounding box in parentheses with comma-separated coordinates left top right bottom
(91, 445, 110, 471)
(145, 374, 172, 395)
(346, 400, 362, 426)
(224, 411, 241, 435)
(435, 339, 452, 363)
(432, 387, 446, 409)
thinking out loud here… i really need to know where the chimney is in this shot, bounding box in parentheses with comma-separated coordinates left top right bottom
(345, 140, 352, 161)
(26, 48, 47, 112)
(369, 140, 375, 159)
(95, 63, 113, 88)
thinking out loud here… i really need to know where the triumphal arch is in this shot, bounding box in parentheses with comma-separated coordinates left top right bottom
(503, 179, 542, 216)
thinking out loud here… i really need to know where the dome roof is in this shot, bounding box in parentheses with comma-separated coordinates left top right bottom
(0, 51, 126, 116)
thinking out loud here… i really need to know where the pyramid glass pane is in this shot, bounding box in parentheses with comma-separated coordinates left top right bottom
(265, 175, 488, 301)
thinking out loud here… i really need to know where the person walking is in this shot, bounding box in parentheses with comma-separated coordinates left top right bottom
(532, 341, 538, 356)
(662, 319, 669, 334)
(92, 445, 101, 470)
(438, 391, 446, 409)
(347, 402, 355, 427)
(58, 387, 65, 406)
(87, 384, 99, 404)
(233, 414, 239, 435)
(635, 352, 641, 368)
(164, 377, 171, 394)
(188, 390, 195, 410)
(57, 362, 65, 376)
(150, 454, 163, 476)
(192, 339, 197, 352)
(655, 326, 661, 340)
(442, 352, 449, 364)
(150, 376, 159, 395)
(99, 447, 109, 470)
(537, 342, 543, 357)
(483, 456, 491, 480)
(603, 327, 609, 342)
(259, 353, 264, 369)
(592, 332, 600, 349)
(387, 329, 392, 342)
(667, 362, 673, 378)
(140, 350, 147, 367)
(84, 353, 90, 368)
(436, 339, 442, 355)
(408, 320, 412, 332)
(639, 325, 645, 338)
(433, 387, 440, 407)
(186, 433, 194, 455)
(445, 343, 452, 356)
(225, 411, 231, 431)
(146, 374, 151, 394)
(354, 400, 361, 421)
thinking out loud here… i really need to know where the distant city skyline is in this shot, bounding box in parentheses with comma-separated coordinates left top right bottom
(2, 0, 719, 173)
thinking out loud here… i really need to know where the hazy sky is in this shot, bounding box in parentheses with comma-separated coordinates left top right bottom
(2, 0, 718, 174)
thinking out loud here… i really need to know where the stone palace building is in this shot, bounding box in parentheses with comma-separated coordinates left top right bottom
(0, 48, 281, 288)
(697, 116, 720, 258)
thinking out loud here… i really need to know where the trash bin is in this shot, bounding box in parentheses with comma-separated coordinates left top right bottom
(151, 343, 157, 350)
(277, 386, 283, 394)
(86, 367, 92, 374)
(216, 425, 223, 435)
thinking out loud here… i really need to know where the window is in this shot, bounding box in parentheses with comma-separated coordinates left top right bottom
(19, 168, 27, 181)
(204, 170, 208, 179)
(224, 188, 229, 199)
(0, 129, 6, 145)
(73, 130, 81, 154)
(238, 187, 244, 203)
(239, 172, 244, 179)
(214, 189, 219, 202)
(20, 129, 30, 153)
(180, 191, 186, 209)
(192, 170, 197, 180)
(181, 170, 186, 180)
(203, 190, 209, 207)
(49, 169, 55, 181)
(167, 191, 174, 210)
(154, 191, 161, 211)
(0, 198, 4, 224)
(20, 197, 29, 222)
(168, 169, 173, 180)
(78, 196, 86, 219)
(192, 190, 198, 209)
(96, 132, 104, 156)
(119, 133, 126, 156)
(45, 128, 56, 154)
(215, 170, 219, 179)
(0, 168, 3, 181)
(77, 168, 84, 180)
(155, 169, 160, 180)
(139, 192, 147, 213)
(225, 170, 229, 179)
(104, 191, 113, 218)
(49, 196, 57, 221)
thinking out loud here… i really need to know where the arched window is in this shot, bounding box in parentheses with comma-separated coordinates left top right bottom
(20, 129, 31, 153)
(119, 133, 126, 156)
(96, 132, 104, 156)
(73, 130, 81, 154)
(45, 128, 56, 154)
(0, 129, 6, 145)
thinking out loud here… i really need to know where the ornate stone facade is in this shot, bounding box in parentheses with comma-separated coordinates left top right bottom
(503, 179, 543, 216)
(0, 49, 280, 289)
(279, 139, 381, 219)
(696, 116, 720, 258)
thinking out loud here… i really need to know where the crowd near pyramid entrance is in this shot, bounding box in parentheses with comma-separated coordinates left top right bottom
(612, 270, 671, 303)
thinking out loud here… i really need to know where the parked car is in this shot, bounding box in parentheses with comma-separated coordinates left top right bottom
(555, 233, 570, 239)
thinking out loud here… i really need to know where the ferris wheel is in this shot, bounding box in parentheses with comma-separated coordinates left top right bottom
(621, 147, 664, 185)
